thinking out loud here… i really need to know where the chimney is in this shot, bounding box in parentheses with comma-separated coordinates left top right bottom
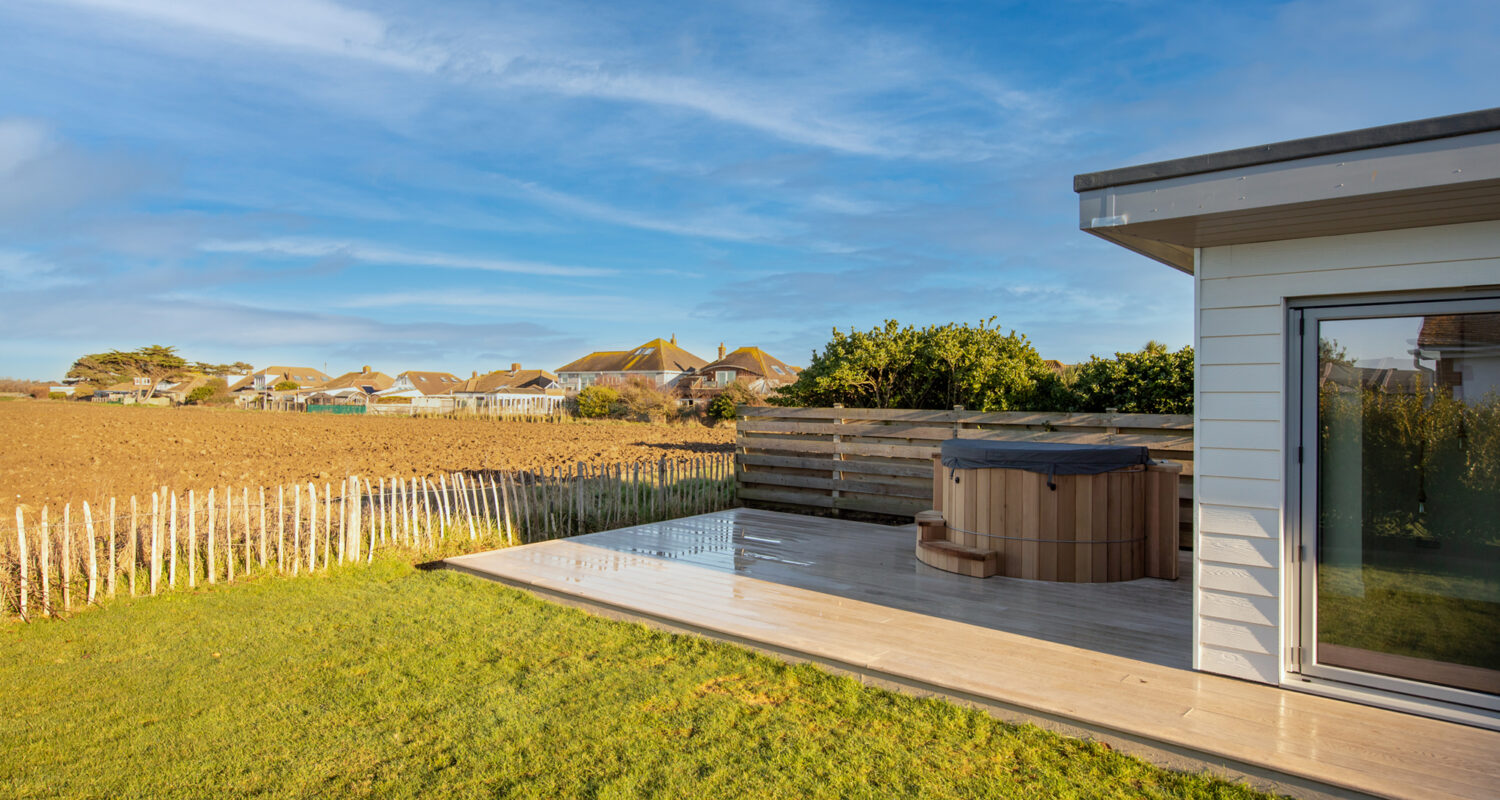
(362, 365, 371, 373)
(472, 371, 478, 378)
(717, 342, 726, 359)
(511, 362, 521, 373)
(670, 333, 677, 345)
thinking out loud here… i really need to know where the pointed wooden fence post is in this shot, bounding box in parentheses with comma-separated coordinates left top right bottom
(258, 486, 267, 570)
(84, 501, 98, 604)
(292, 484, 302, 575)
(338, 480, 348, 564)
(324, 482, 332, 568)
(243, 487, 252, 577)
(227, 487, 236, 582)
(207, 487, 218, 584)
(149, 494, 160, 596)
(305, 482, 315, 574)
(277, 485, 286, 573)
(15, 508, 27, 620)
(461, 474, 478, 541)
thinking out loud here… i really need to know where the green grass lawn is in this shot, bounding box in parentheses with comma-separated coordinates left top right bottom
(1, 558, 1277, 799)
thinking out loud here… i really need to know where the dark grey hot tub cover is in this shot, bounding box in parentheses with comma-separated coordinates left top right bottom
(940, 439, 1150, 489)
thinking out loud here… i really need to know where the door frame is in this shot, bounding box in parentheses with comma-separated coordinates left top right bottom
(1286, 290, 1500, 713)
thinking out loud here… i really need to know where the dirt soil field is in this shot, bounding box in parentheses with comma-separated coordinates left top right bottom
(1, 401, 734, 509)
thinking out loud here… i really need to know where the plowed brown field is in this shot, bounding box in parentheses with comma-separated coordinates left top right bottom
(1, 401, 733, 509)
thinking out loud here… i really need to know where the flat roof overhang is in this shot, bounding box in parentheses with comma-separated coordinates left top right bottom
(1074, 108, 1500, 273)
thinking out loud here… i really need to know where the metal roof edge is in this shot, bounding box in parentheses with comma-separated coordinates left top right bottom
(1073, 108, 1500, 192)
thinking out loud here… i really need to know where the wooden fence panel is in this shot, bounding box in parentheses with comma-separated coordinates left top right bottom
(735, 406, 1194, 546)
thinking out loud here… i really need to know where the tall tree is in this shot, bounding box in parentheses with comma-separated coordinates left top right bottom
(66, 345, 189, 399)
(773, 319, 1060, 411)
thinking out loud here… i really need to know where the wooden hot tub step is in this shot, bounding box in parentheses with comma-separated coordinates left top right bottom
(916, 539, 999, 579)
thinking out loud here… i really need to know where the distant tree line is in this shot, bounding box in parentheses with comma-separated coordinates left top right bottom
(771, 320, 1193, 415)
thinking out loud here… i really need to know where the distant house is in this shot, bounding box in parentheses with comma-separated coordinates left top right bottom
(310, 366, 394, 402)
(678, 344, 800, 401)
(228, 366, 331, 397)
(376, 371, 464, 400)
(448, 364, 565, 413)
(94, 377, 159, 403)
(556, 336, 708, 391)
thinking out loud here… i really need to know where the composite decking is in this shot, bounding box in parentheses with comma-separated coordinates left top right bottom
(445, 508, 1500, 800)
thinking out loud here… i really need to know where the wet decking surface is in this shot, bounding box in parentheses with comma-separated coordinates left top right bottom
(574, 507, 1193, 668)
(446, 508, 1500, 800)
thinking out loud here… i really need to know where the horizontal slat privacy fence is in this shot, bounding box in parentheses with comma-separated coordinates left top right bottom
(0, 454, 733, 622)
(735, 406, 1194, 545)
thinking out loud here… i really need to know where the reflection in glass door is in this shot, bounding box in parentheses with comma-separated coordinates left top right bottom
(1298, 301, 1500, 708)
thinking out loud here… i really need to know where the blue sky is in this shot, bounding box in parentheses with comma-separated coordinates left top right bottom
(1, 0, 1496, 380)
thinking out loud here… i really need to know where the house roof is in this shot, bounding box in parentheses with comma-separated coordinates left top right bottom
(228, 366, 330, 392)
(1073, 108, 1500, 273)
(451, 368, 559, 394)
(1416, 313, 1500, 350)
(397, 371, 462, 396)
(700, 347, 800, 384)
(320, 368, 395, 394)
(557, 337, 708, 374)
(1075, 108, 1500, 192)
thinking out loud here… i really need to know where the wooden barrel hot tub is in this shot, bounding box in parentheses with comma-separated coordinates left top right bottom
(916, 440, 1180, 582)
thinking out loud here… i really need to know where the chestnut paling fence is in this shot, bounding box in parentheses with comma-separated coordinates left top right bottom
(0, 454, 734, 622)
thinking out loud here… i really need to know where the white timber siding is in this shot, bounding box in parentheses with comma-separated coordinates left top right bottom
(1194, 219, 1500, 685)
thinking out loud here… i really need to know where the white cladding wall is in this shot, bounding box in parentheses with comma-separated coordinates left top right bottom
(1194, 220, 1500, 684)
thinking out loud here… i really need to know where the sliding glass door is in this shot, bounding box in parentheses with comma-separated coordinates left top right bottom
(1294, 296, 1500, 710)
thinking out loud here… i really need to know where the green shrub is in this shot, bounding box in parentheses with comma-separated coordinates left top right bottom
(706, 394, 739, 424)
(576, 385, 620, 418)
(273, 380, 299, 392)
(1068, 342, 1194, 414)
(49, 392, 68, 401)
(186, 385, 216, 404)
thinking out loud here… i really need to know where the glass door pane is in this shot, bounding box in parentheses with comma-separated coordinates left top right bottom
(1314, 312, 1500, 697)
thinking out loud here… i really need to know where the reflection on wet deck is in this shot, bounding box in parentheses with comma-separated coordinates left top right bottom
(577, 507, 1193, 668)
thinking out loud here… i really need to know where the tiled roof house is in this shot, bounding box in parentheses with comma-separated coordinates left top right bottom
(556, 336, 708, 390)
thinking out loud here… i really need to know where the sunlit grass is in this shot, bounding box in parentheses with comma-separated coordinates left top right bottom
(3, 557, 1278, 799)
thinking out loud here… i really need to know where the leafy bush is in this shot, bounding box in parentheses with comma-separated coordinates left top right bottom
(616, 378, 674, 422)
(49, 392, 69, 401)
(575, 385, 620, 418)
(185, 378, 230, 406)
(706, 394, 739, 424)
(1068, 342, 1194, 414)
(273, 380, 299, 392)
(773, 319, 1061, 411)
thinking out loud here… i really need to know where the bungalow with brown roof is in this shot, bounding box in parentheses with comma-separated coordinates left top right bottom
(376, 370, 464, 400)
(679, 344, 801, 401)
(556, 336, 708, 391)
(228, 366, 331, 398)
(448, 364, 565, 413)
(310, 366, 394, 402)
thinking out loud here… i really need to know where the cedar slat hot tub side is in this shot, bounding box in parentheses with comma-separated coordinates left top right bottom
(735, 407, 1194, 549)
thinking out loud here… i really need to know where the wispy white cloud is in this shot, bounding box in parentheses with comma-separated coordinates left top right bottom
(45, 0, 1057, 161)
(57, 0, 438, 71)
(0, 249, 83, 290)
(490, 175, 792, 242)
(338, 287, 633, 315)
(198, 237, 614, 278)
